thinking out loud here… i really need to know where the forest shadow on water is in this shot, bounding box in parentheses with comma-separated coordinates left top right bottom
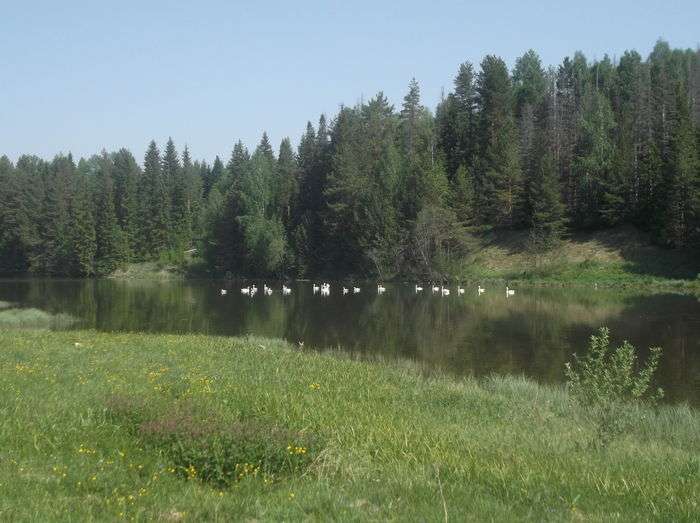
(0, 278, 698, 405)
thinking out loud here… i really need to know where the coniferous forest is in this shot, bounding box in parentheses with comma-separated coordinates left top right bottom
(1, 40, 699, 279)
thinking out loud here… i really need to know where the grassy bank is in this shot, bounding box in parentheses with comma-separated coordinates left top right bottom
(457, 226, 700, 290)
(1, 330, 698, 521)
(109, 262, 186, 280)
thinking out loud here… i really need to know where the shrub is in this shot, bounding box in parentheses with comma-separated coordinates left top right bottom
(106, 395, 316, 487)
(565, 327, 663, 406)
(565, 327, 663, 446)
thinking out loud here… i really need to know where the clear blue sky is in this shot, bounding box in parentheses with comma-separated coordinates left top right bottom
(1, 0, 698, 164)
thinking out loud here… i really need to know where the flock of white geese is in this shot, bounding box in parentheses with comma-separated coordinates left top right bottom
(221, 283, 516, 297)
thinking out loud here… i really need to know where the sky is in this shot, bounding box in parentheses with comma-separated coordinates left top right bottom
(1, 0, 698, 164)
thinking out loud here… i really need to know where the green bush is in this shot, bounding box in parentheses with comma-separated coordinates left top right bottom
(106, 395, 316, 488)
(565, 327, 663, 446)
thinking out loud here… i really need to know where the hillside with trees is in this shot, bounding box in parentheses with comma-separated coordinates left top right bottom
(1, 40, 699, 279)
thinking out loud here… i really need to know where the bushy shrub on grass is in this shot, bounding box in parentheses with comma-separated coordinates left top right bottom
(565, 327, 663, 447)
(106, 395, 316, 488)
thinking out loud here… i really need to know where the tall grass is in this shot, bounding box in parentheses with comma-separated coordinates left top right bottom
(0, 307, 75, 329)
(0, 329, 698, 521)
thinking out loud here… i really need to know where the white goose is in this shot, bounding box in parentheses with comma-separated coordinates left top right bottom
(415, 285, 423, 293)
(477, 286, 485, 295)
(506, 286, 515, 297)
(313, 284, 320, 294)
(220, 289, 227, 295)
(343, 287, 349, 295)
(377, 284, 386, 294)
(441, 286, 450, 296)
(432, 285, 440, 293)
(241, 287, 250, 295)
(457, 286, 465, 295)
(353, 287, 361, 294)
(282, 285, 292, 295)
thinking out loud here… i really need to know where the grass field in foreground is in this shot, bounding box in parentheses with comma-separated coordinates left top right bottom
(0, 329, 698, 521)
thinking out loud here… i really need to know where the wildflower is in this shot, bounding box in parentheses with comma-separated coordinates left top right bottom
(309, 383, 320, 390)
(185, 464, 197, 480)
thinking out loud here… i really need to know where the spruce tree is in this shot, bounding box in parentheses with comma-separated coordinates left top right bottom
(450, 164, 474, 224)
(663, 86, 700, 247)
(0, 157, 30, 274)
(39, 155, 75, 274)
(67, 172, 97, 276)
(94, 153, 122, 274)
(182, 146, 202, 247)
(573, 89, 617, 227)
(529, 152, 565, 248)
(475, 55, 522, 227)
(141, 141, 169, 257)
(277, 137, 298, 230)
(163, 138, 186, 250)
(204, 156, 224, 199)
(112, 148, 141, 259)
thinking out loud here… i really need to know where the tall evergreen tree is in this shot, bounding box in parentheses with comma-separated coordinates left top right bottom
(67, 172, 96, 276)
(573, 89, 617, 227)
(475, 55, 522, 226)
(94, 153, 122, 274)
(111, 148, 140, 259)
(663, 86, 700, 247)
(141, 141, 169, 257)
(0, 157, 30, 274)
(277, 137, 298, 230)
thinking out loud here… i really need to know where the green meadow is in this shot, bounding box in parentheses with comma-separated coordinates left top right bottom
(0, 329, 698, 521)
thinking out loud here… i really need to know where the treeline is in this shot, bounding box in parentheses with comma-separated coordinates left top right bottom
(1, 40, 699, 278)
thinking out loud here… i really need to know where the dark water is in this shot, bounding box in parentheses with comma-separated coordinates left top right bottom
(1, 279, 699, 405)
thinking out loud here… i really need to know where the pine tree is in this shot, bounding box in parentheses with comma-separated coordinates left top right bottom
(475, 55, 522, 227)
(450, 164, 474, 224)
(203, 141, 250, 274)
(163, 138, 187, 251)
(204, 156, 224, 199)
(529, 152, 565, 248)
(435, 62, 477, 181)
(13, 155, 45, 273)
(39, 155, 75, 274)
(398, 78, 435, 222)
(94, 153, 122, 274)
(182, 146, 202, 247)
(663, 86, 700, 247)
(141, 141, 169, 257)
(277, 138, 298, 230)
(401, 78, 422, 158)
(0, 156, 31, 274)
(573, 89, 617, 227)
(67, 172, 96, 276)
(112, 148, 141, 259)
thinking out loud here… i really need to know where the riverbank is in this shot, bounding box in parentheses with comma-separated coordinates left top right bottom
(1, 330, 697, 521)
(105, 226, 700, 293)
(456, 225, 700, 291)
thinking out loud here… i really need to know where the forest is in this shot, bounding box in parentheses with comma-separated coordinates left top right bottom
(1, 40, 698, 279)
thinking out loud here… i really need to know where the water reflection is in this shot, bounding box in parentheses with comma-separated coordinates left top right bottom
(0, 279, 698, 405)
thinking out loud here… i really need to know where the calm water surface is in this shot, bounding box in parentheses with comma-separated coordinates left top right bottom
(1, 279, 699, 405)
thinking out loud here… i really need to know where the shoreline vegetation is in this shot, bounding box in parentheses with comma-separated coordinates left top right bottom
(1, 329, 698, 521)
(107, 226, 700, 293)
